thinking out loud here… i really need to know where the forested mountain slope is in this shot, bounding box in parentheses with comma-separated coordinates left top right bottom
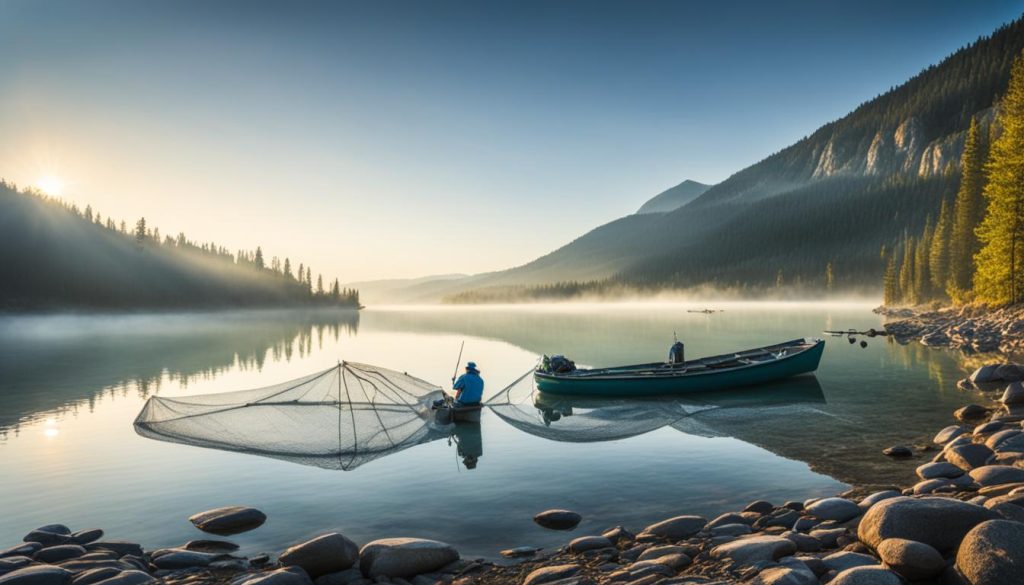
(460, 16, 1024, 295)
(0, 183, 360, 310)
(636, 180, 710, 214)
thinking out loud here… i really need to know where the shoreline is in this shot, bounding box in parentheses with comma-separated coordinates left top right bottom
(876, 303, 1024, 356)
(5, 361, 1024, 585)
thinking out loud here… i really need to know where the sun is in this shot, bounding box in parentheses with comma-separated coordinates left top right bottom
(36, 175, 64, 196)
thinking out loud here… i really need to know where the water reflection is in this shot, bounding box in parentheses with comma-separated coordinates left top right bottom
(0, 309, 359, 437)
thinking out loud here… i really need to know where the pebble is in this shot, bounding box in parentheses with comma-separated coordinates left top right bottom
(0, 565, 73, 585)
(567, 536, 612, 553)
(237, 568, 312, 585)
(875, 538, 944, 581)
(956, 404, 989, 421)
(828, 566, 903, 585)
(915, 461, 964, 480)
(522, 564, 578, 585)
(89, 572, 156, 585)
(821, 551, 877, 573)
(69, 569, 120, 585)
(33, 546, 86, 564)
(498, 547, 538, 558)
(743, 501, 774, 514)
(805, 498, 860, 523)
(151, 551, 215, 570)
(640, 516, 706, 540)
(881, 446, 912, 458)
(933, 425, 968, 445)
(945, 443, 995, 470)
(970, 465, 1024, 487)
(183, 540, 239, 554)
(710, 535, 796, 564)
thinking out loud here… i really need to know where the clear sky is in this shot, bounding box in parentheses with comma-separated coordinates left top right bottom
(2, 1, 1022, 282)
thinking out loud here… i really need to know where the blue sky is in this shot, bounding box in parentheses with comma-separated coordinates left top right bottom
(1, 0, 1022, 281)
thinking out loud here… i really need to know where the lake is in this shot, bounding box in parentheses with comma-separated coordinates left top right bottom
(0, 303, 976, 559)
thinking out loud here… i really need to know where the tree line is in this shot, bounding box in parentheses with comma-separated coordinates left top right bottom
(884, 50, 1024, 308)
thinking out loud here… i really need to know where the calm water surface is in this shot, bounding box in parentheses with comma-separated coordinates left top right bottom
(0, 303, 976, 558)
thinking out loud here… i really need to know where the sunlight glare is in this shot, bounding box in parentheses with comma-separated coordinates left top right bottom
(36, 175, 64, 196)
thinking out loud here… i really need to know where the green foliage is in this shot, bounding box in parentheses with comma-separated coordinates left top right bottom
(948, 118, 988, 297)
(929, 198, 952, 296)
(975, 51, 1024, 306)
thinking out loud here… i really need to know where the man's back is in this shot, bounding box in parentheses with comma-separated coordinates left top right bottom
(454, 371, 484, 405)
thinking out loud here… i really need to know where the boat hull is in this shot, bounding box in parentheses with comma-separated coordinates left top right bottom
(535, 339, 825, 397)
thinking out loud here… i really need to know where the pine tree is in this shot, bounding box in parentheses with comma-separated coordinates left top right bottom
(331, 278, 340, 299)
(975, 51, 1024, 305)
(284, 258, 293, 279)
(305, 267, 312, 293)
(929, 198, 952, 296)
(254, 247, 264, 270)
(883, 252, 899, 305)
(316, 274, 324, 295)
(948, 118, 988, 300)
(135, 218, 147, 245)
(898, 235, 915, 304)
(914, 218, 933, 301)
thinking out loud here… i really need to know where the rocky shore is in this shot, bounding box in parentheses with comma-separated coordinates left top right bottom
(877, 304, 1024, 354)
(5, 364, 1024, 585)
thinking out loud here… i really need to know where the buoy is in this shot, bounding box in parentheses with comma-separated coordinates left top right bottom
(860, 340, 868, 348)
(848, 337, 856, 344)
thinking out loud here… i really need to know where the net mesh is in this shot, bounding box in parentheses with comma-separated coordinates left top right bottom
(134, 362, 447, 471)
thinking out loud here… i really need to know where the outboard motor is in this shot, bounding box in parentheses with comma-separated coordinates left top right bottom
(669, 341, 685, 364)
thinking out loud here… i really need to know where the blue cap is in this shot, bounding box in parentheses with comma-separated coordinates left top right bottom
(466, 361, 478, 371)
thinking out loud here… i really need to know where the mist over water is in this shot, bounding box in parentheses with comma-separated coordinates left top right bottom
(0, 303, 973, 558)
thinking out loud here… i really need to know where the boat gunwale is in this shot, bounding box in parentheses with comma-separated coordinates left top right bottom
(534, 338, 823, 383)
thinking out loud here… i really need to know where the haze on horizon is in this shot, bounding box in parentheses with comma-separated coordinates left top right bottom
(2, 0, 1021, 282)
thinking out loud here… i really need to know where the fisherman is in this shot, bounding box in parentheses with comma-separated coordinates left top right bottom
(452, 361, 484, 406)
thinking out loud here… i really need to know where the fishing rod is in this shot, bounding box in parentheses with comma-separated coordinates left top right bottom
(448, 341, 465, 405)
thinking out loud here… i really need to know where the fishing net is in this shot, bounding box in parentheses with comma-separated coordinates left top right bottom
(133, 362, 448, 471)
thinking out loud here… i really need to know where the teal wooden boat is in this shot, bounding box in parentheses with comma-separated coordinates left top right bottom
(534, 338, 825, 397)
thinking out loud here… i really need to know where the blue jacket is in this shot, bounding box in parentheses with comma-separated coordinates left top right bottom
(453, 371, 484, 405)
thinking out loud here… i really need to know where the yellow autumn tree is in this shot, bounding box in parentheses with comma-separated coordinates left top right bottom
(975, 51, 1024, 306)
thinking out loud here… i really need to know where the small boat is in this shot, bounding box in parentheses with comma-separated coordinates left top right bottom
(433, 402, 482, 424)
(534, 338, 825, 397)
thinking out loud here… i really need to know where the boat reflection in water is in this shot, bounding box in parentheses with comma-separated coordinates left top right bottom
(134, 362, 824, 472)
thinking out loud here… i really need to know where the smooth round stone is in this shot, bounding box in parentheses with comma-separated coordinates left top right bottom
(68, 532, 103, 547)
(636, 545, 689, 562)
(151, 550, 214, 570)
(912, 478, 957, 495)
(829, 566, 903, 585)
(23, 532, 71, 548)
(188, 506, 266, 535)
(808, 528, 846, 548)
(85, 543, 143, 558)
(858, 491, 901, 510)
(35, 526, 71, 536)
(711, 524, 752, 537)
(822, 551, 878, 573)
(641, 516, 707, 540)
(956, 519, 1024, 585)
(985, 429, 1023, 450)
(858, 496, 999, 553)
(522, 564, 578, 585)
(567, 536, 612, 553)
(876, 538, 944, 581)
(946, 443, 995, 471)
(743, 501, 774, 514)
(990, 432, 1024, 453)
(934, 425, 969, 445)
(311, 568, 361, 585)
(0, 545, 42, 561)
(969, 465, 1024, 487)
(707, 513, 751, 528)
(956, 404, 989, 421)
(499, 546, 538, 559)
(806, 498, 861, 522)
(916, 461, 965, 480)
(34, 546, 86, 564)
(753, 566, 816, 585)
(710, 536, 796, 564)
(882, 445, 912, 458)
(974, 421, 1006, 437)
(238, 567, 312, 585)
(183, 540, 238, 554)
(0, 566, 73, 585)
(1002, 381, 1024, 405)
(88, 572, 155, 585)
(279, 533, 359, 578)
(69, 569, 120, 585)
(532, 509, 581, 531)
(782, 531, 821, 552)
(631, 553, 691, 571)
(358, 538, 458, 579)
(0, 558, 33, 576)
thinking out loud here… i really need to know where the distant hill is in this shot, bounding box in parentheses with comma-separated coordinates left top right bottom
(440, 15, 1024, 300)
(636, 180, 711, 214)
(0, 182, 360, 311)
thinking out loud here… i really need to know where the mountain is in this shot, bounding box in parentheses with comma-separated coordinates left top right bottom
(443, 16, 1024, 299)
(636, 180, 711, 214)
(344, 274, 470, 304)
(0, 182, 360, 311)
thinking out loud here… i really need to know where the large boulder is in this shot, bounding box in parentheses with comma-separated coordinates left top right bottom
(956, 519, 1024, 585)
(970, 365, 1001, 384)
(532, 510, 581, 531)
(358, 538, 458, 579)
(876, 538, 944, 581)
(641, 516, 707, 540)
(969, 465, 1024, 487)
(710, 536, 796, 564)
(946, 443, 994, 471)
(858, 496, 999, 553)
(985, 429, 1023, 450)
(829, 566, 903, 585)
(279, 534, 359, 578)
(33, 546, 86, 564)
(805, 498, 861, 522)
(188, 506, 266, 535)
(0, 566, 72, 585)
